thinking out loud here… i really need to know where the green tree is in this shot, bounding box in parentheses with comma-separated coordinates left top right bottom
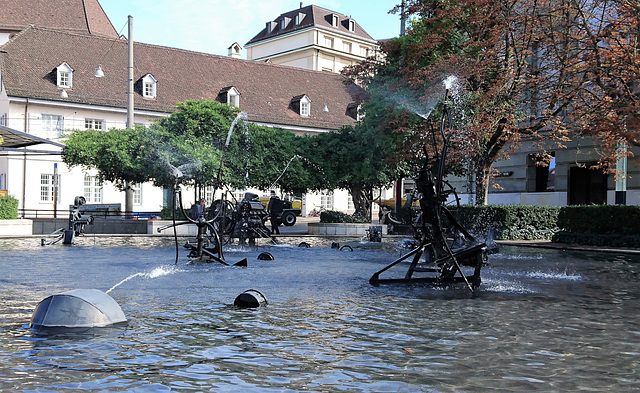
(346, 0, 640, 205)
(64, 99, 312, 197)
(63, 126, 161, 189)
(305, 95, 418, 219)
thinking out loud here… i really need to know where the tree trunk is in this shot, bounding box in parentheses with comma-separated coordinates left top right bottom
(349, 186, 372, 220)
(475, 167, 491, 205)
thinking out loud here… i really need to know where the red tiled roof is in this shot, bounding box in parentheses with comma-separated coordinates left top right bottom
(0, 26, 367, 131)
(246, 5, 376, 46)
(0, 0, 117, 38)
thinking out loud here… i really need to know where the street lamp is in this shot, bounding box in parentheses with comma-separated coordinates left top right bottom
(95, 15, 135, 217)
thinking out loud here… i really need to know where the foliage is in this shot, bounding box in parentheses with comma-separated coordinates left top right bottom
(344, 0, 640, 204)
(553, 205, 640, 247)
(63, 126, 161, 189)
(0, 195, 18, 219)
(305, 120, 411, 219)
(64, 99, 313, 194)
(556, 205, 640, 235)
(452, 204, 560, 240)
(319, 210, 370, 224)
(159, 206, 187, 221)
(552, 232, 640, 249)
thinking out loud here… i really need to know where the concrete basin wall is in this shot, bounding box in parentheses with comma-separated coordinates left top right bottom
(307, 223, 387, 236)
(0, 219, 33, 236)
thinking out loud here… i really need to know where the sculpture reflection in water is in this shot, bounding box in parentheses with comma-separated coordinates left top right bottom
(370, 90, 491, 291)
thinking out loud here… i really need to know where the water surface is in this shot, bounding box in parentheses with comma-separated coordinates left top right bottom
(1, 237, 638, 392)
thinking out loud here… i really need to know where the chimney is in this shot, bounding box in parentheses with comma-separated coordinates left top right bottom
(300, 2, 303, 8)
(228, 42, 242, 59)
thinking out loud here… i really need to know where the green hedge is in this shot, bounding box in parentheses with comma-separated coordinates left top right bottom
(451, 205, 560, 240)
(552, 205, 640, 247)
(556, 205, 640, 234)
(160, 206, 188, 220)
(0, 195, 19, 220)
(320, 210, 370, 223)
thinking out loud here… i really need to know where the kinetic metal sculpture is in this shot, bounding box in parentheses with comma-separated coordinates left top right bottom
(370, 91, 487, 291)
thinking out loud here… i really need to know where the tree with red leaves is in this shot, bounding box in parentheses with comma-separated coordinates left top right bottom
(345, 0, 640, 204)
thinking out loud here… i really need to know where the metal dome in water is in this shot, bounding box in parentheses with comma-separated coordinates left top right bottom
(30, 289, 127, 330)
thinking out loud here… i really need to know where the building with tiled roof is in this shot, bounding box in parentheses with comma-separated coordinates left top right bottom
(245, 4, 379, 73)
(0, 0, 117, 44)
(0, 24, 367, 214)
(1, 26, 366, 133)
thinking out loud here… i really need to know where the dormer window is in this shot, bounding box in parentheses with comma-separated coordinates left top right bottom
(281, 17, 291, 30)
(347, 103, 364, 121)
(349, 19, 356, 32)
(266, 21, 277, 33)
(295, 12, 305, 25)
(332, 14, 339, 27)
(56, 62, 73, 88)
(141, 74, 157, 99)
(227, 87, 240, 107)
(291, 95, 311, 117)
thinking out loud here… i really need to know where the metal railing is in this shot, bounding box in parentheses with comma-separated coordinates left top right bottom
(20, 208, 161, 220)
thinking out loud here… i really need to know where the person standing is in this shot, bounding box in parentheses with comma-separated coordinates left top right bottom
(267, 192, 283, 234)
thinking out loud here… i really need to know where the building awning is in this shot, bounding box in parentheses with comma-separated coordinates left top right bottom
(0, 124, 64, 151)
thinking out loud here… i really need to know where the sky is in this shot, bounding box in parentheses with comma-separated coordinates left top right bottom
(99, 0, 402, 57)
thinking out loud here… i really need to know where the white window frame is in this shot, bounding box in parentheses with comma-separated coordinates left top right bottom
(56, 62, 73, 88)
(343, 41, 352, 53)
(132, 183, 142, 205)
(85, 118, 105, 130)
(325, 36, 334, 49)
(40, 174, 60, 203)
(320, 190, 334, 210)
(205, 186, 215, 203)
(332, 14, 339, 27)
(349, 20, 355, 32)
(141, 74, 157, 99)
(227, 86, 240, 107)
(41, 114, 64, 139)
(84, 174, 103, 203)
(299, 95, 311, 117)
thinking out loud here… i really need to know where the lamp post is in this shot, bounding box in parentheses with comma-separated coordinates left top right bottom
(96, 15, 135, 217)
(124, 15, 134, 218)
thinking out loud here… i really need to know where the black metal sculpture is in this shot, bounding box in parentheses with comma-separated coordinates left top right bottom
(370, 91, 487, 291)
(41, 196, 94, 246)
(156, 189, 227, 264)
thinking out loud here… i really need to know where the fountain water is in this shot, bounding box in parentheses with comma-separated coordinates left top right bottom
(106, 265, 182, 294)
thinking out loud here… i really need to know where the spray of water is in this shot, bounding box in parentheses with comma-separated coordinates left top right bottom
(225, 111, 248, 147)
(268, 155, 301, 190)
(106, 266, 182, 294)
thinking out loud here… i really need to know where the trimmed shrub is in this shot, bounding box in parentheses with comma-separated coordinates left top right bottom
(556, 205, 640, 235)
(552, 205, 640, 248)
(160, 206, 187, 220)
(552, 231, 640, 248)
(0, 195, 19, 220)
(451, 205, 560, 240)
(320, 210, 370, 223)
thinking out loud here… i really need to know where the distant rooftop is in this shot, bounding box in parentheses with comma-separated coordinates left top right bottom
(246, 4, 377, 47)
(0, 0, 117, 38)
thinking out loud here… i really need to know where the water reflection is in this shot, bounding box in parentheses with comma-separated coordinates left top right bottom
(0, 239, 639, 392)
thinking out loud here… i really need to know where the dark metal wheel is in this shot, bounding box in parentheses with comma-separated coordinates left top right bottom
(281, 212, 296, 226)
